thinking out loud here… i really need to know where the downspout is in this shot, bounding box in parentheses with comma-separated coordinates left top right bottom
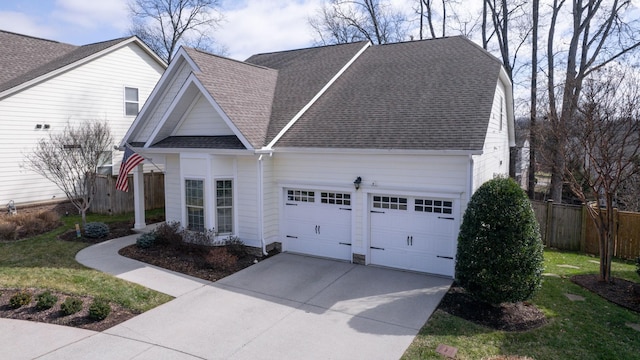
(468, 154, 475, 204)
(257, 154, 268, 255)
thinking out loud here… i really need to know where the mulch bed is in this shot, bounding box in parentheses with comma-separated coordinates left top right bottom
(571, 274, 640, 313)
(58, 221, 136, 243)
(119, 244, 265, 282)
(437, 285, 548, 331)
(0, 289, 137, 332)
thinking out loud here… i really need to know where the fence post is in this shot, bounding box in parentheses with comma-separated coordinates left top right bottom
(580, 203, 587, 252)
(545, 199, 554, 247)
(613, 208, 619, 258)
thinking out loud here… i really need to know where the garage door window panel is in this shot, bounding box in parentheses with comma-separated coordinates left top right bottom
(373, 195, 407, 210)
(321, 192, 351, 206)
(415, 199, 453, 214)
(287, 189, 315, 203)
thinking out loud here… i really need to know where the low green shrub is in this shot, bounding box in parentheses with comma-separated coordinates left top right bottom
(9, 291, 32, 309)
(204, 247, 238, 271)
(136, 232, 157, 249)
(88, 297, 111, 321)
(60, 297, 83, 315)
(84, 222, 109, 238)
(36, 291, 58, 310)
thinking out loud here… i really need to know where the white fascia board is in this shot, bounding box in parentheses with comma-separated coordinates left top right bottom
(144, 74, 254, 150)
(268, 147, 483, 156)
(1, 37, 157, 101)
(499, 66, 516, 147)
(264, 41, 372, 150)
(122, 49, 195, 147)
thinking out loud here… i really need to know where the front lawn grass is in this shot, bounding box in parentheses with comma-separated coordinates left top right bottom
(0, 209, 172, 313)
(403, 249, 640, 360)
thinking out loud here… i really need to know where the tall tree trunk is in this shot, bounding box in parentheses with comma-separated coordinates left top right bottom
(528, 0, 539, 199)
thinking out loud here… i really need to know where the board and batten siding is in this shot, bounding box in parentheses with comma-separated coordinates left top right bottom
(0, 43, 163, 205)
(164, 154, 182, 223)
(173, 94, 234, 136)
(472, 80, 510, 191)
(269, 152, 470, 251)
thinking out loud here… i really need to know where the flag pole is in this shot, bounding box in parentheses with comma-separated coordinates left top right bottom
(123, 142, 164, 173)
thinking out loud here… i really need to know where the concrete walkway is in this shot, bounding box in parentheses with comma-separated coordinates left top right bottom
(1, 228, 452, 359)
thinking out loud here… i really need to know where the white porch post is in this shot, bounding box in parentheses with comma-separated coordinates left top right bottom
(133, 164, 146, 230)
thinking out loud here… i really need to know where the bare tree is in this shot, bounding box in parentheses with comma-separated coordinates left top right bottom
(545, 0, 640, 202)
(24, 121, 113, 226)
(563, 71, 640, 282)
(309, 0, 407, 45)
(129, 0, 223, 63)
(527, 0, 539, 198)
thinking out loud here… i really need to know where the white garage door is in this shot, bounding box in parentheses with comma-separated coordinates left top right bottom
(283, 189, 352, 261)
(369, 194, 457, 277)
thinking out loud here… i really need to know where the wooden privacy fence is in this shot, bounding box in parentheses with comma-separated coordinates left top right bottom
(532, 200, 640, 260)
(91, 172, 165, 215)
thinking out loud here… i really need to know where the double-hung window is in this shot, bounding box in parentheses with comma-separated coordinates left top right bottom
(185, 179, 205, 232)
(216, 180, 233, 234)
(124, 87, 139, 116)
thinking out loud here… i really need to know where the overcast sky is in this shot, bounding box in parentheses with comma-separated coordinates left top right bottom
(0, 0, 328, 60)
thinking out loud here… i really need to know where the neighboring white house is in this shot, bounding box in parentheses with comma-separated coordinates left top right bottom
(122, 36, 515, 278)
(0, 30, 166, 207)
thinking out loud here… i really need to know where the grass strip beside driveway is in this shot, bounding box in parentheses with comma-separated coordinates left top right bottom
(0, 211, 172, 313)
(403, 249, 640, 360)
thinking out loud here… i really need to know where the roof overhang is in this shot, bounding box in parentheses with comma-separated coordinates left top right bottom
(259, 147, 483, 156)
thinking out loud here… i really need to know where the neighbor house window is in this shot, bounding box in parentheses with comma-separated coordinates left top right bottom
(125, 87, 139, 116)
(216, 180, 233, 234)
(97, 151, 113, 175)
(185, 179, 205, 232)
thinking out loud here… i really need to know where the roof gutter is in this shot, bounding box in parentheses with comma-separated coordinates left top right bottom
(262, 41, 372, 151)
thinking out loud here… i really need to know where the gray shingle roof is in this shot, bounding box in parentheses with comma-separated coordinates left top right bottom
(0, 30, 133, 94)
(274, 36, 502, 150)
(151, 136, 245, 149)
(185, 48, 278, 149)
(246, 41, 368, 144)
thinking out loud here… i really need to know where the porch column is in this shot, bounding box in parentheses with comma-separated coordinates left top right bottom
(133, 164, 146, 230)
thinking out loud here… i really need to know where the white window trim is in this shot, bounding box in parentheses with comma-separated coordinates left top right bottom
(124, 86, 139, 117)
(184, 177, 206, 232)
(215, 178, 234, 235)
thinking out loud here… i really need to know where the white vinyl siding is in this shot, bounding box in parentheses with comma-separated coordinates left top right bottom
(173, 94, 234, 136)
(271, 152, 469, 252)
(164, 154, 181, 223)
(473, 80, 510, 191)
(0, 43, 163, 205)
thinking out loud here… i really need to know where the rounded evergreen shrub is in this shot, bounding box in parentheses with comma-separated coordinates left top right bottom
(84, 222, 109, 238)
(36, 291, 58, 310)
(136, 232, 157, 249)
(60, 297, 83, 315)
(9, 291, 32, 309)
(455, 177, 544, 305)
(88, 297, 111, 321)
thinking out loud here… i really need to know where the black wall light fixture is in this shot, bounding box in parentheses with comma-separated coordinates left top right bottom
(353, 176, 362, 190)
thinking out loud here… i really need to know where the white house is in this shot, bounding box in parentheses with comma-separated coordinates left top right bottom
(0, 30, 166, 207)
(122, 36, 515, 278)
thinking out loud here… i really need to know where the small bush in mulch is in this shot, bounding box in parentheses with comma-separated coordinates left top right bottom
(36, 291, 58, 310)
(204, 247, 238, 271)
(88, 298, 111, 321)
(84, 222, 110, 239)
(153, 221, 184, 248)
(0, 221, 17, 241)
(60, 297, 83, 316)
(136, 232, 157, 249)
(9, 291, 33, 309)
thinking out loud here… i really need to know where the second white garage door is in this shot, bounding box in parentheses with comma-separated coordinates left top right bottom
(369, 194, 457, 277)
(283, 189, 352, 261)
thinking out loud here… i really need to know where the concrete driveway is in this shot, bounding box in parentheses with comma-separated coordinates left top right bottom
(5, 234, 451, 359)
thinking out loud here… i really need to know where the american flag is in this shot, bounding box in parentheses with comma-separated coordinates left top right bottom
(115, 146, 145, 192)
